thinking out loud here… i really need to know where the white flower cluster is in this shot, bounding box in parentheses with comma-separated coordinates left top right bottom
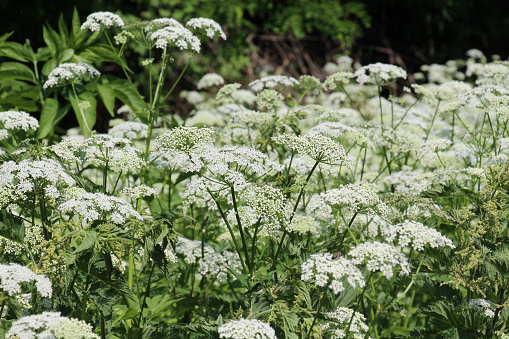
(200, 145, 284, 176)
(419, 138, 452, 155)
(382, 220, 455, 251)
(81, 11, 124, 32)
(349, 241, 410, 279)
(287, 213, 324, 236)
(6, 312, 99, 339)
(0, 263, 52, 298)
(144, 18, 183, 32)
(164, 247, 178, 263)
(218, 318, 277, 339)
(469, 298, 495, 318)
(249, 75, 299, 92)
(119, 185, 158, 199)
(321, 307, 371, 339)
(175, 237, 215, 264)
(186, 18, 226, 40)
(0, 111, 39, 136)
(355, 62, 407, 86)
(324, 71, 355, 90)
(150, 25, 201, 52)
(84, 134, 145, 173)
(108, 121, 149, 139)
(156, 126, 215, 153)
(301, 253, 365, 294)
(306, 184, 390, 224)
(272, 133, 352, 168)
(43, 62, 100, 89)
(255, 89, 284, 111)
(198, 250, 241, 281)
(197, 73, 225, 89)
(0, 159, 75, 199)
(240, 185, 293, 232)
(58, 192, 143, 225)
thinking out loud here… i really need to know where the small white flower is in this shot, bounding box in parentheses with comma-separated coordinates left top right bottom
(186, 18, 226, 40)
(197, 73, 225, 89)
(218, 318, 277, 339)
(469, 298, 495, 318)
(249, 75, 299, 92)
(322, 307, 372, 339)
(0, 111, 39, 132)
(43, 62, 100, 89)
(150, 26, 201, 52)
(81, 11, 124, 32)
(301, 253, 365, 294)
(108, 121, 149, 139)
(349, 241, 410, 279)
(355, 63, 407, 86)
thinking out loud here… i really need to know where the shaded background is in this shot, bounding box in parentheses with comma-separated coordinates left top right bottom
(2, 0, 508, 79)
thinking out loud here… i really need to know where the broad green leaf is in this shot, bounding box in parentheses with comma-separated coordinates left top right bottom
(43, 26, 61, 58)
(0, 41, 31, 62)
(35, 46, 52, 62)
(111, 79, 147, 114)
(68, 90, 97, 138)
(0, 62, 36, 83)
(60, 48, 75, 63)
(41, 58, 58, 77)
(37, 98, 70, 139)
(0, 80, 39, 111)
(97, 81, 116, 117)
(71, 7, 82, 41)
(58, 14, 70, 47)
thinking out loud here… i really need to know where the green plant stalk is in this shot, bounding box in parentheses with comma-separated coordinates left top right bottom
(144, 48, 169, 162)
(424, 100, 441, 142)
(137, 261, 156, 328)
(231, 185, 252, 272)
(340, 84, 367, 120)
(71, 83, 91, 136)
(161, 52, 195, 103)
(337, 212, 359, 249)
(307, 287, 329, 339)
(205, 187, 247, 274)
(368, 275, 380, 339)
(250, 220, 262, 276)
(345, 272, 373, 338)
(272, 161, 320, 276)
(377, 85, 384, 132)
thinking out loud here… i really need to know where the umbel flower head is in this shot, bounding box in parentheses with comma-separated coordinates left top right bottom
(149, 25, 201, 52)
(322, 307, 372, 339)
(301, 253, 365, 294)
(272, 132, 352, 168)
(43, 62, 100, 89)
(0, 263, 52, 298)
(81, 11, 125, 32)
(6, 312, 99, 339)
(349, 241, 410, 279)
(186, 18, 227, 40)
(156, 126, 215, 153)
(0, 111, 39, 139)
(355, 62, 407, 86)
(218, 318, 277, 339)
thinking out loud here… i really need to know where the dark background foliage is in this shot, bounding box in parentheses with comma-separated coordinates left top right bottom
(2, 0, 508, 77)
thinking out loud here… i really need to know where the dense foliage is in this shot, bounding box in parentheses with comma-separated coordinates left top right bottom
(1, 9, 509, 339)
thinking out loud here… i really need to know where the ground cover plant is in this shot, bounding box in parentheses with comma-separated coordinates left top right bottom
(1, 10, 509, 339)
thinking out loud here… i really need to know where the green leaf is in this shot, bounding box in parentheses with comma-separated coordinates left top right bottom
(97, 81, 116, 117)
(58, 14, 70, 47)
(37, 98, 70, 139)
(0, 62, 36, 83)
(35, 47, 52, 62)
(74, 230, 97, 253)
(0, 41, 32, 62)
(113, 307, 141, 324)
(68, 90, 97, 138)
(60, 48, 75, 63)
(111, 79, 147, 114)
(43, 25, 61, 58)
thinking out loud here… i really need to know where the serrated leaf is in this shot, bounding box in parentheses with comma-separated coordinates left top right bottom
(58, 14, 70, 47)
(74, 230, 97, 253)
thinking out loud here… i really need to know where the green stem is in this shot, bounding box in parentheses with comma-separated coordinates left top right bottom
(137, 262, 156, 328)
(231, 186, 252, 272)
(271, 161, 320, 276)
(71, 83, 91, 137)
